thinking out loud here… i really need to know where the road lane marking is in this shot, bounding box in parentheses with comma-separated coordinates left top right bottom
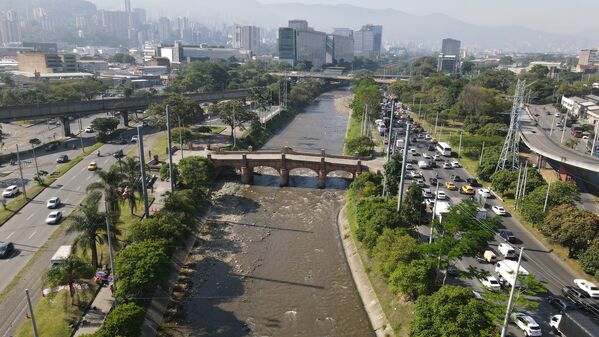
(26, 213, 35, 221)
(28, 230, 37, 239)
(6, 232, 14, 239)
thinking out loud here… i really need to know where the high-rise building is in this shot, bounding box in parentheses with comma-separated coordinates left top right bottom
(437, 54, 459, 73)
(278, 20, 326, 67)
(158, 17, 171, 42)
(441, 38, 461, 56)
(333, 28, 353, 38)
(99, 10, 129, 36)
(327, 34, 354, 64)
(579, 49, 599, 66)
(278, 27, 296, 65)
(234, 26, 260, 54)
(0, 10, 22, 44)
(354, 24, 382, 59)
(288, 20, 308, 31)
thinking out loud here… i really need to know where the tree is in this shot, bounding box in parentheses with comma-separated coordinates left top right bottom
(43, 255, 93, 305)
(127, 215, 190, 252)
(490, 169, 518, 195)
(373, 228, 422, 279)
(351, 78, 381, 118)
(92, 303, 145, 337)
(160, 162, 179, 185)
(580, 240, 599, 278)
(67, 191, 119, 269)
(171, 127, 196, 145)
(250, 87, 271, 112)
(565, 138, 581, 149)
(88, 167, 124, 219)
(348, 172, 382, 199)
(91, 117, 120, 142)
(208, 100, 256, 139)
(116, 82, 135, 98)
(383, 153, 402, 196)
(72, 78, 106, 100)
(110, 53, 136, 64)
(401, 183, 425, 226)
(178, 156, 215, 191)
(389, 258, 437, 300)
(345, 136, 374, 156)
(114, 240, 170, 301)
(409, 286, 495, 337)
(519, 181, 579, 225)
(539, 205, 599, 257)
(120, 157, 141, 215)
(168, 61, 228, 93)
(147, 94, 204, 129)
(29, 138, 41, 180)
(355, 197, 405, 251)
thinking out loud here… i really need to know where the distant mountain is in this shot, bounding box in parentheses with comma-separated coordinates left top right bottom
(87, 0, 598, 52)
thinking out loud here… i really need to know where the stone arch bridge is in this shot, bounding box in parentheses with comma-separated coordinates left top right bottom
(207, 148, 369, 188)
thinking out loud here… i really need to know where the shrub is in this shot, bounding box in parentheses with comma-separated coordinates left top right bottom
(89, 303, 145, 337)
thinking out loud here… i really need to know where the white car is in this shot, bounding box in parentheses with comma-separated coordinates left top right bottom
(574, 279, 599, 298)
(511, 312, 542, 337)
(46, 211, 62, 224)
(422, 188, 433, 198)
(405, 163, 414, 170)
(46, 197, 61, 209)
(84, 126, 94, 133)
(492, 205, 507, 216)
(408, 148, 418, 155)
(451, 160, 461, 168)
(422, 153, 432, 160)
(131, 135, 139, 143)
(480, 276, 501, 290)
(442, 162, 452, 169)
(425, 198, 435, 208)
(409, 171, 420, 178)
(425, 134, 432, 140)
(2, 185, 19, 198)
(436, 191, 447, 200)
(433, 154, 442, 161)
(477, 188, 492, 199)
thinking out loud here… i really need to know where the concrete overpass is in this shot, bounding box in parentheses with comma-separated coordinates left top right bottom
(520, 107, 599, 172)
(208, 148, 368, 188)
(0, 89, 251, 136)
(269, 72, 407, 85)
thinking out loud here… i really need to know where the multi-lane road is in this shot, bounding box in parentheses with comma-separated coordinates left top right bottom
(404, 131, 589, 336)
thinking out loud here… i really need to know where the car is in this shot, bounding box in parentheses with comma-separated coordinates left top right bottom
(480, 276, 502, 290)
(562, 285, 590, 305)
(547, 296, 579, 312)
(583, 135, 590, 139)
(422, 153, 432, 159)
(450, 175, 462, 182)
(460, 185, 475, 195)
(444, 181, 457, 190)
(408, 148, 418, 156)
(47, 119, 58, 125)
(45, 143, 57, 151)
(500, 230, 516, 243)
(405, 163, 414, 170)
(477, 188, 492, 198)
(114, 137, 127, 145)
(46, 197, 61, 209)
(0, 241, 15, 258)
(113, 149, 124, 159)
(433, 154, 442, 161)
(511, 312, 542, 337)
(415, 178, 425, 186)
(422, 188, 433, 198)
(87, 162, 98, 171)
(436, 191, 447, 200)
(427, 144, 436, 151)
(425, 134, 432, 140)
(466, 178, 480, 187)
(56, 154, 69, 163)
(451, 160, 461, 168)
(429, 177, 438, 186)
(46, 211, 62, 224)
(442, 162, 452, 169)
(425, 198, 435, 208)
(556, 113, 561, 117)
(2, 185, 19, 198)
(84, 126, 94, 133)
(409, 171, 420, 179)
(574, 279, 599, 298)
(131, 135, 139, 143)
(492, 205, 506, 216)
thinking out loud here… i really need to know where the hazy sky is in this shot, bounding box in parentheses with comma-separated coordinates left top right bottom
(259, 0, 599, 36)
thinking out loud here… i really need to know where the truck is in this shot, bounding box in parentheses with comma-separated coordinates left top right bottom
(550, 311, 599, 337)
(498, 242, 516, 258)
(50, 245, 72, 267)
(495, 260, 529, 288)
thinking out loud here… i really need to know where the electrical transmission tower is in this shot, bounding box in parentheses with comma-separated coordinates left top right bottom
(496, 79, 526, 172)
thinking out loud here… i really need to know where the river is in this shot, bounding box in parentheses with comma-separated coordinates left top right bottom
(159, 89, 374, 337)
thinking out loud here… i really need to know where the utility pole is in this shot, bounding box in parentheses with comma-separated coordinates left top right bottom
(458, 130, 463, 159)
(397, 124, 411, 212)
(433, 110, 439, 136)
(25, 289, 39, 337)
(15, 144, 27, 199)
(500, 247, 525, 337)
(549, 117, 555, 137)
(418, 99, 422, 119)
(137, 126, 149, 218)
(386, 100, 395, 160)
(592, 123, 599, 156)
(104, 200, 117, 303)
(479, 141, 485, 166)
(30, 142, 40, 179)
(178, 116, 183, 159)
(166, 106, 175, 193)
(78, 118, 85, 153)
(515, 165, 523, 202)
(543, 180, 552, 213)
(560, 116, 567, 144)
(429, 179, 440, 244)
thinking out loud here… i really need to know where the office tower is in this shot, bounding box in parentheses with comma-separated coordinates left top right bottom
(0, 10, 22, 44)
(579, 49, 599, 66)
(327, 34, 354, 64)
(278, 27, 297, 65)
(437, 54, 459, 73)
(354, 24, 382, 59)
(234, 26, 260, 54)
(288, 20, 308, 31)
(333, 28, 353, 38)
(278, 20, 326, 67)
(158, 17, 171, 42)
(441, 38, 461, 56)
(99, 10, 129, 36)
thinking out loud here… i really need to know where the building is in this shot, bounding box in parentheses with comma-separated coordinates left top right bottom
(234, 26, 260, 54)
(99, 10, 129, 36)
(277, 20, 327, 67)
(22, 42, 57, 53)
(159, 42, 251, 63)
(354, 24, 382, 59)
(437, 54, 459, 73)
(17, 52, 78, 73)
(327, 34, 354, 64)
(333, 28, 353, 38)
(146, 56, 170, 72)
(158, 17, 171, 42)
(561, 95, 599, 123)
(78, 60, 108, 73)
(441, 38, 461, 56)
(0, 10, 22, 44)
(577, 49, 599, 72)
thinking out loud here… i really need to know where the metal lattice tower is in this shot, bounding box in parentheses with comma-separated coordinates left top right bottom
(496, 79, 526, 172)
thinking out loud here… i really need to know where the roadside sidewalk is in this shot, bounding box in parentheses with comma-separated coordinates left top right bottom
(73, 285, 115, 336)
(338, 205, 394, 337)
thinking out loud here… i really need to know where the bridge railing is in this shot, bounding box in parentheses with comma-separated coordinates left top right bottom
(212, 147, 371, 161)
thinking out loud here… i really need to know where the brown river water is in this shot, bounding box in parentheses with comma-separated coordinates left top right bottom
(160, 89, 374, 337)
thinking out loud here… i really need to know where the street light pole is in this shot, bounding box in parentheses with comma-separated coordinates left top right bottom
(560, 116, 567, 144)
(429, 179, 440, 244)
(433, 110, 439, 137)
(549, 117, 555, 137)
(479, 141, 485, 166)
(104, 200, 117, 303)
(397, 124, 411, 212)
(166, 106, 175, 193)
(592, 123, 599, 157)
(137, 126, 150, 218)
(543, 181, 552, 213)
(78, 118, 85, 153)
(458, 130, 463, 160)
(500, 247, 525, 337)
(25, 289, 39, 337)
(15, 144, 27, 199)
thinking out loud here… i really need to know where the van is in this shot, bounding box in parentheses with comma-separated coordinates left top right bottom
(418, 160, 429, 169)
(484, 250, 497, 263)
(498, 243, 516, 258)
(50, 245, 72, 267)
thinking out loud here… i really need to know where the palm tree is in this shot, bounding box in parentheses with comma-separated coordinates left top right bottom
(88, 166, 123, 219)
(43, 255, 93, 306)
(67, 191, 120, 269)
(121, 157, 141, 215)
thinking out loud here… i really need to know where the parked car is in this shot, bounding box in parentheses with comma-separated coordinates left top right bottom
(56, 154, 69, 163)
(500, 230, 516, 243)
(574, 279, 599, 298)
(444, 181, 457, 190)
(408, 148, 418, 156)
(0, 241, 15, 258)
(422, 188, 433, 198)
(46, 197, 61, 209)
(451, 160, 461, 168)
(46, 211, 62, 224)
(480, 276, 502, 290)
(492, 205, 507, 216)
(405, 163, 414, 170)
(498, 243, 516, 258)
(511, 312, 542, 337)
(2, 185, 19, 198)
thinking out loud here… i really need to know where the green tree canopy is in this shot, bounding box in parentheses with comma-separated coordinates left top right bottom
(178, 156, 215, 191)
(383, 153, 402, 196)
(91, 303, 145, 337)
(355, 196, 405, 251)
(345, 136, 374, 157)
(389, 258, 438, 300)
(373, 228, 422, 280)
(208, 100, 256, 139)
(540, 205, 599, 257)
(401, 183, 425, 226)
(147, 94, 204, 129)
(348, 172, 382, 199)
(519, 181, 579, 225)
(127, 214, 191, 251)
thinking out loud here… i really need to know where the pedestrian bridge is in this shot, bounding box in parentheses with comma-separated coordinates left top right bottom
(208, 148, 369, 188)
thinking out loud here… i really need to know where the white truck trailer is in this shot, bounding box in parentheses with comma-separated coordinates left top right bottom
(495, 260, 529, 288)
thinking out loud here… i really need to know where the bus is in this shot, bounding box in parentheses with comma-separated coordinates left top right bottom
(436, 142, 452, 156)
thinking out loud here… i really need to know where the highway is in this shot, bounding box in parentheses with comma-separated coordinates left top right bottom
(0, 127, 145, 337)
(404, 133, 589, 336)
